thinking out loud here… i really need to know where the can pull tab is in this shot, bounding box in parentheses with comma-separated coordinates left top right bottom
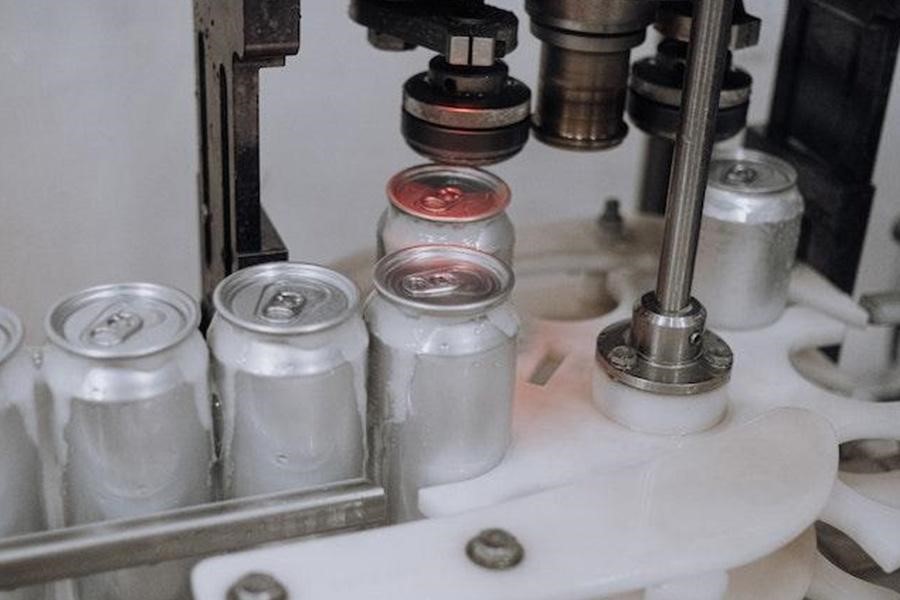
(260, 289, 307, 322)
(723, 163, 758, 185)
(401, 267, 489, 298)
(417, 186, 464, 213)
(88, 310, 144, 347)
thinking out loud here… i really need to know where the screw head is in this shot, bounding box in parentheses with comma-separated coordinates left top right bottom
(466, 528, 524, 570)
(608, 345, 638, 371)
(704, 340, 734, 371)
(227, 572, 288, 600)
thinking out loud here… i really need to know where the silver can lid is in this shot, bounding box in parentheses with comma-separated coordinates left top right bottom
(214, 262, 360, 335)
(706, 149, 803, 224)
(708, 148, 797, 195)
(374, 245, 513, 314)
(46, 283, 200, 359)
(387, 164, 511, 223)
(0, 306, 24, 365)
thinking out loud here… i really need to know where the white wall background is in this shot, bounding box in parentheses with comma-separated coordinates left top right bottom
(0, 1, 897, 356)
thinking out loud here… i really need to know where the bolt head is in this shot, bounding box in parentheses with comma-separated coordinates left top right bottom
(608, 345, 638, 371)
(704, 340, 734, 371)
(466, 528, 524, 570)
(228, 572, 288, 600)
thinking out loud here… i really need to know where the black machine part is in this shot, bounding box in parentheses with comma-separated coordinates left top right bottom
(351, 0, 532, 165)
(194, 0, 300, 327)
(746, 0, 900, 293)
(402, 57, 532, 165)
(629, 40, 751, 142)
(349, 0, 518, 66)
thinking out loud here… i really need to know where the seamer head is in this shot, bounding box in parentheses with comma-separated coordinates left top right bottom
(402, 57, 532, 166)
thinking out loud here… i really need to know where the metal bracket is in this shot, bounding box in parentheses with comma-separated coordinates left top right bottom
(349, 0, 518, 65)
(194, 0, 301, 323)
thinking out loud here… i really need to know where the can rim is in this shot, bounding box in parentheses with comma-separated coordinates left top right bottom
(0, 305, 24, 365)
(387, 164, 511, 223)
(374, 245, 514, 315)
(708, 148, 798, 194)
(45, 282, 200, 360)
(213, 262, 361, 335)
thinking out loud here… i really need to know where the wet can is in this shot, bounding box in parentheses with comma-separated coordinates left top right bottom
(365, 245, 519, 523)
(0, 307, 45, 600)
(209, 262, 368, 499)
(377, 164, 515, 265)
(43, 283, 213, 600)
(694, 148, 804, 330)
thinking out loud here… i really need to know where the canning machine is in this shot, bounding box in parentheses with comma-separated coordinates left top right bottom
(2, 1, 900, 599)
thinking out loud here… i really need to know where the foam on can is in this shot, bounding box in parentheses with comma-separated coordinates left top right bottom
(365, 245, 519, 523)
(694, 148, 804, 330)
(0, 306, 45, 600)
(43, 283, 213, 600)
(209, 262, 368, 499)
(377, 164, 515, 264)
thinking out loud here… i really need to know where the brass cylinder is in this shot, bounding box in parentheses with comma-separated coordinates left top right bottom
(532, 44, 630, 150)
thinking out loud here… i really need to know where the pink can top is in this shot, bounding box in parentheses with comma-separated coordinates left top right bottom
(387, 164, 511, 223)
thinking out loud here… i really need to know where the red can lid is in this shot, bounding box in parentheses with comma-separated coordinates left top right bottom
(387, 164, 511, 223)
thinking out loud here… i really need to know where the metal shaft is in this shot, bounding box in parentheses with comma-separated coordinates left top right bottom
(0, 480, 385, 590)
(639, 136, 676, 215)
(654, 0, 735, 313)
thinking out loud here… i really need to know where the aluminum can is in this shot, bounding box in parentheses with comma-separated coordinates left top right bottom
(209, 262, 368, 499)
(0, 307, 45, 600)
(377, 164, 515, 264)
(694, 148, 804, 330)
(365, 245, 519, 523)
(43, 283, 213, 600)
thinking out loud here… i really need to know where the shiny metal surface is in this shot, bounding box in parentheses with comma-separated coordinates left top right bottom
(630, 293, 706, 366)
(706, 148, 799, 199)
(213, 262, 360, 335)
(532, 44, 631, 150)
(402, 96, 530, 130)
(0, 480, 385, 590)
(379, 165, 515, 264)
(400, 57, 532, 167)
(525, 0, 658, 34)
(42, 284, 213, 600)
(655, 0, 737, 313)
(596, 0, 735, 397)
(374, 246, 513, 314)
(366, 246, 519, 522)
(655, 0, 762, 50)
(209, 263, 367, 499)
(386, 164, 511, 222)
(639, 136, 676, 214)
(46, 282, 199, 360)
(596, 319, 732, 396)
(694, 149, 803, 330)
(378, 205, 515, 265)
(527, 0, 655, 150)
(0, 307, 45, 600)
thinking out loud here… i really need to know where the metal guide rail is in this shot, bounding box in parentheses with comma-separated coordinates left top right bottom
(0, 480, 386, 590)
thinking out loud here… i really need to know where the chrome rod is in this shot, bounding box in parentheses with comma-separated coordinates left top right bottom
(655, 0, 736, 313)
(0, 480, 386, 590)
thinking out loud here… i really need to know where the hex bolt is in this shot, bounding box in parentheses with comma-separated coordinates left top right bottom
(466, 528, 525, 570)
(227, 572, 288, 600)
(608, 345, 638, 371)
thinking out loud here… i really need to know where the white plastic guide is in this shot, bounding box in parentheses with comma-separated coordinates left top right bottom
(193, 217, 900, 599)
